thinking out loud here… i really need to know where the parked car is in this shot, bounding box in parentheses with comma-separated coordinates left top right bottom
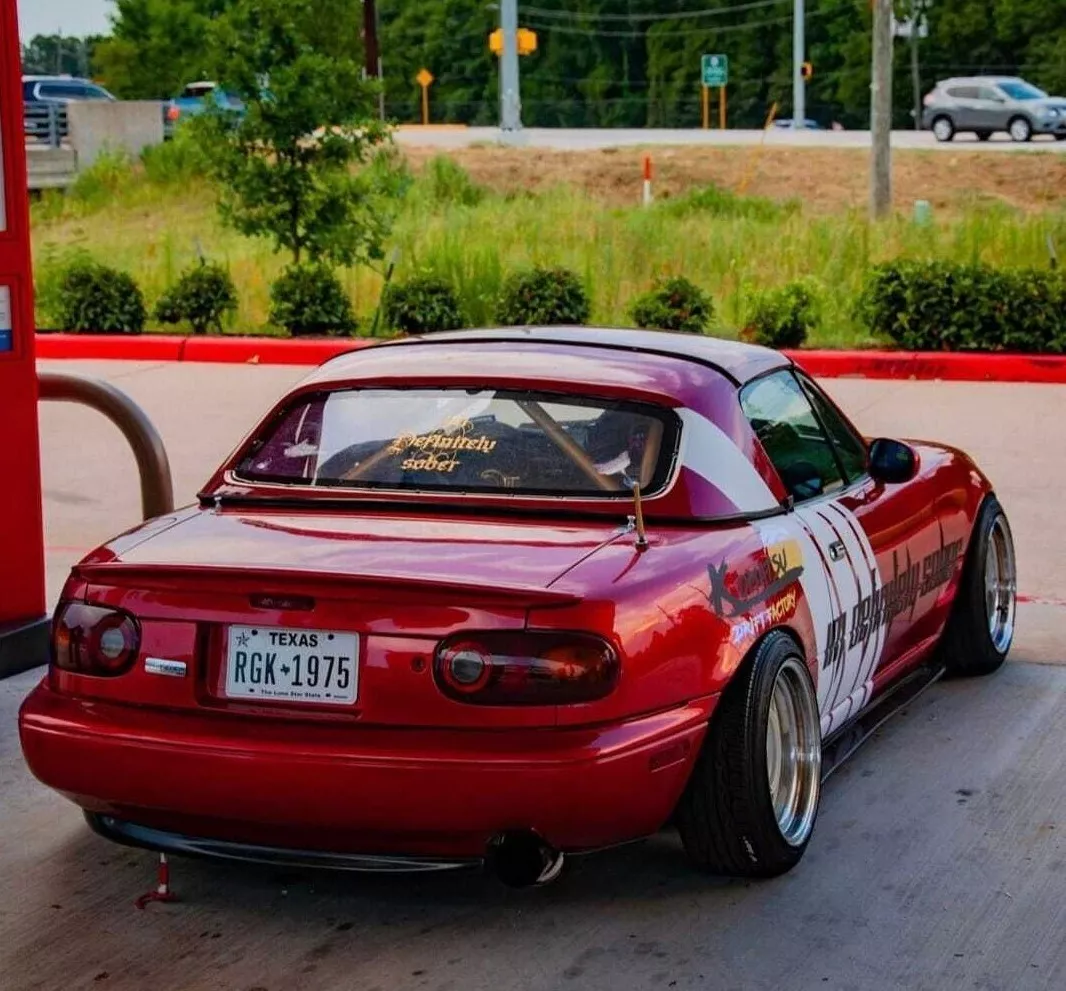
(773, 118, 824, 130)
(18, 328, 1016, 887)
(922, 76, 1066, 142)
(164, 81, 244, 137)
(22, 74, 116, 143)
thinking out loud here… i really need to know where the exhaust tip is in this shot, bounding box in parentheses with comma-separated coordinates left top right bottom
(489, 831, 565, 888)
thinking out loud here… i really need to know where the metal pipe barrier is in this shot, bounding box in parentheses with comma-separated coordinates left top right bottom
(38, 372, 175, 520)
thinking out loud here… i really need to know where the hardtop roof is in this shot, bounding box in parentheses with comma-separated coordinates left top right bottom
(319, 326, 791, 387)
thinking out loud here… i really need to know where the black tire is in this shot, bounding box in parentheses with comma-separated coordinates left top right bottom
(976, 130, 993, 142)
(931, 115, 955, 142)
(1008, 116, 1033, 142)
(676, 631, 821, 878)
(938, 496, 1016, 678)
(1055, 134, 1066, 142)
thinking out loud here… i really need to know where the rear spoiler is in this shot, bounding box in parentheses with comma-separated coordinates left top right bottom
(75, 562, 583, 608)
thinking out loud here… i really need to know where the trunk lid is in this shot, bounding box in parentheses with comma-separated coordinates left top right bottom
(69, 507, 625, 728)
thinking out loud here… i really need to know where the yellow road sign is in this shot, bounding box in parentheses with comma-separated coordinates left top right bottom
(416, 68, 434, 88)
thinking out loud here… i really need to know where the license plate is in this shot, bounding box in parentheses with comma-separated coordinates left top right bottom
(224, 626, 359, 706)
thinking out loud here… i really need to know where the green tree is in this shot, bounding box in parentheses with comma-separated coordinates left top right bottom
(95, 0, 365, 100)
(194, 0, 403, 268)
(21, 34, 104, 78)
(94, 0, 230, 99)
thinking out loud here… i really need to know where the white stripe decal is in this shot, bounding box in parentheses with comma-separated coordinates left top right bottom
(677, 409, 779, 513)
(826, 502, 886, 696)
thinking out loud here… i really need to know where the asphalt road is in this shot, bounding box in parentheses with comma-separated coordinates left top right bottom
(394, 125, 1066, 152)
(2, 360, 1064, 991)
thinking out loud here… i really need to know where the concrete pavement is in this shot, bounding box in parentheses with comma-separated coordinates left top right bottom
(3, 359, 1064, 991)
(394, 125, 1066, 153)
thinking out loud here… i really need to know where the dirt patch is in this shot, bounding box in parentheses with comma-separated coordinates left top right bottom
(402, 145, 1066, 215)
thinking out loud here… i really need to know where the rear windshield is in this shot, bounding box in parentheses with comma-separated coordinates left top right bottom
(235, 388, 677, 497)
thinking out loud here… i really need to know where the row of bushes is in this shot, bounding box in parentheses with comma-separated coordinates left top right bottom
(43, 257, 818, 348)
(858, 261, 1066, 353)
(41, 256, 1066, 354)
(47, 258, 351, 338)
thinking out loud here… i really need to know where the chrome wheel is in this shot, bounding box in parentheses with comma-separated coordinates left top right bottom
(1009, 117, 1032, 142)
(765, 658, 821, 848)
(984, 515, 1017, 654)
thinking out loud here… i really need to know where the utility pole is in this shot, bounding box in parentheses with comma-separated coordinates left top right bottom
(909, 0, 923, 131)
(499, 0, 523, 142)
(362, 0, 385, 121)
(363, 0, 379, 81)
(870, 0, 893, 218)
(793, 0, 805, 128)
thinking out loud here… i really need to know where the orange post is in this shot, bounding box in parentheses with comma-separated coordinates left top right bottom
(702, 85, 710, 129)
(720, 87, 727, 129)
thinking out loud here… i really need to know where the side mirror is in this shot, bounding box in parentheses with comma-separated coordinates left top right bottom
(869, 438, 918, 484)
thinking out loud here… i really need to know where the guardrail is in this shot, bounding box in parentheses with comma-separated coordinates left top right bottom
(24, 102, 67, 148)
(38, 372, 175, 520)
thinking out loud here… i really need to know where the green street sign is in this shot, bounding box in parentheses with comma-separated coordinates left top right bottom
(702, 54, 728, 88)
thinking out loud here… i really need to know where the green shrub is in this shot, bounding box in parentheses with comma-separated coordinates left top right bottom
(55, 259, 146, 334)
(154, 261, 238, 334)
(660, 184, 799, 222)
(857, 261, 1066, 353)
(421, 155, 485, 208)
(33, 247, 94, 329)
(269, 264, 356, 337)
(141, 129, 211, 185)
(384, 275, 465, 334)
(496, 266, 591, 326)
(742, 279, 822, 349)
(629, 276, 714, 334)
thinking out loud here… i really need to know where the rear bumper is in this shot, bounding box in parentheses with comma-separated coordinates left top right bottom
(20, 682, 713, 859)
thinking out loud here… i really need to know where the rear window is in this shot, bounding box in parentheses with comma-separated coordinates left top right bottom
(235, 388, 678, 497)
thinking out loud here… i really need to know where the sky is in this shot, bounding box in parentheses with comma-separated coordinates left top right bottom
(18, 0, 112, 40)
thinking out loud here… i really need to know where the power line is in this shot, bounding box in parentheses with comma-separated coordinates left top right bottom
(520, 0, 790, 22)
(522, 8, 832, 39)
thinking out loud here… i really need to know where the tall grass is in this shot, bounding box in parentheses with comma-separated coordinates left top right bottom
(30, 153, 1066, 344)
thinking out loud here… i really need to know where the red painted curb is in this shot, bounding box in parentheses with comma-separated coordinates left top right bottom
(180, 337, 370, 365)
(33, 334, 1066, 383)
(35, 333, 188, 362)
(35, 333, 372, 365)
(785, 349, 1066, 384)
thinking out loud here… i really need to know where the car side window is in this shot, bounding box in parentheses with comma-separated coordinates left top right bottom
(978, 87, 1003, 102)
(740, 371, 844, 504)
(795, 373, 869, 484)
(38, 82, 107, 100)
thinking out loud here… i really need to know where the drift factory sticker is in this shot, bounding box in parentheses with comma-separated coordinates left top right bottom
(708, 539, 804, 618)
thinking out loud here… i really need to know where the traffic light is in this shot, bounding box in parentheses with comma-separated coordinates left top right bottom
(801, 61, 814, 81)
(489, 28, 538, 56)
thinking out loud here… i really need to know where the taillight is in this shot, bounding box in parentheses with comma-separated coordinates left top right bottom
(435, 632, 619, 706)
(166, 105, 181, 121)
(52, 602, 141, 677)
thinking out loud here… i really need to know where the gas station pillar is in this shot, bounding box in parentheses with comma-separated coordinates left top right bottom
(0, 0, 48, 677)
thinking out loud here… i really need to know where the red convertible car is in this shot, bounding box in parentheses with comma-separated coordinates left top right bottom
(19, 328, 1016, 887)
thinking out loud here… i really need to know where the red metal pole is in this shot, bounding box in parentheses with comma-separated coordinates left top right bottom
(0, 0, 48, 677)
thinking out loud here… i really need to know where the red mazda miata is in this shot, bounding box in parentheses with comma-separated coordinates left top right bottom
(19, 328, 1017, 887)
